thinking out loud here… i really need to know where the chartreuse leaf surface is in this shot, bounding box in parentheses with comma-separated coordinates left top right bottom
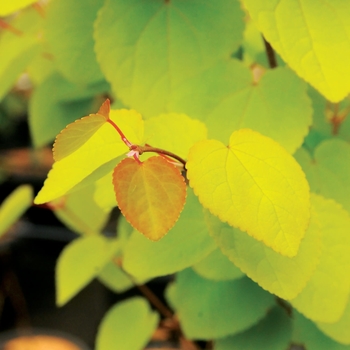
(0, 0, 37, 16)
(34, 107, 143, 204)
(144, 113, 207, 160)
(44, 0, 104, 85)
(51, 184, 110, 236)
(215, 307, 292, 350)
(94, 0, 244, 116)
(56, 235, 120, 306)
(166, 269, 274, 339)
(0, 7, 42, 101)
(206, 203, 320, 300)
(316, 295, 350, 344)
(96, 297, 159, 350)
(192, 248, 244, 282)
(169, 60, 312, 154)
(113, 156, 186, 241)
(293, 311, 350, 349)
(291, 195, 350, 323)
(122, 189, 216, 280)
(0, 185, 33, 237)
(187, 128, 310, 257)
(243, 0, 350, 102)
(29, 73, 110, 147)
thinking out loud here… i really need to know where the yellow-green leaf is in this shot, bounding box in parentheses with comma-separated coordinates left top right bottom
(56, 235, 120, 306)
(243, 0, 350, 102)
(113, 156, 186, 241)
(206, 206, 321, 300)
(34, 108, 143, 204)
(0, 185, 33, 237)
(0, 0, 37, 17)
(187, 129, 310, 257)
(144, 113, 207, 160)
(291, 195, 350, 323)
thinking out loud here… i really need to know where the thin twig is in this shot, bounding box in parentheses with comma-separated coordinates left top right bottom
(262, 36, 277, 69)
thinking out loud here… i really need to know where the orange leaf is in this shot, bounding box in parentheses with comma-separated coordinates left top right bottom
(53, 99, 110, 161)
(113, 156, 187, 241)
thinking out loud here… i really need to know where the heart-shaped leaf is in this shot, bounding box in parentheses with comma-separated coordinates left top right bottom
(113, 156, 186, 241)
(187, 129, 310, 257)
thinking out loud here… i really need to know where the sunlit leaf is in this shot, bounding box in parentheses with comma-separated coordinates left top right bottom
(293, 311, 350, 350)
(34, 108, 143, 204)
(187, 128, 310, 257)
(192, 248, 244, 282)
(0, 185, 33, 237)
(44, 0, 104, 85)
(122, 189, 216, 280)
(166, 269, 274, 339)
(94, 0, 244, 116)
(93, 170, 118, 211)
(291, 195, 350, 323)
(0, 8, 42, 101)
(96, 297, 159, 350)
(169, 60, 312, 154)
(144, 113, 207, 159)
(113, 156, 186, 241)
(215, 307, 292, 350)
(243, 0, 350, 102)
(206, 204, 321, 300)
(0, 0, 37, 16)
(56, 235, 120, 306)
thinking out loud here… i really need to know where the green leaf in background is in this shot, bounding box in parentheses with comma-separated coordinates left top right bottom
(96, 297, 159, 350)
(316, 295, 350, 345)
(169, 61, 312, 154)
(206, 203, 321, 300)
(243, 0, 350, 102)
(215, 307, 292, 350)
(94, 0, 244, 116)
(192, 248, 244, 282)
(122, 189, 216, 280)
(56, 235, 120, 306)
(29, 72, 110, 147)
(144, 113, 207, 159)
(0, 185, 33, 237)
(52, 183, 110, 236)
(297, 139, 350, 212)
(291, 195, 350, 323)
(0, 7, 43, 102)
(93, 170, 118, 211)
(44, 0, 104, 85)
(166, 269, 274, 340)
(293, 311, 350, 350)
(27, 50, 55, 85)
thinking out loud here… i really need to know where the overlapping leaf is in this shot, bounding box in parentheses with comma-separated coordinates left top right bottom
(166, 269, 274, 339)
(291, 195, 350, 323)
(94, 0, 244, 116)
(206, 204, 321, 300)
(215, 307, 292, 350)
(243, 0, 350, 102)
(295, 139, 350, 212)
(56, 235, 120, 306)
(34, 105, 143, 204)
(96, 297, 159, 350)
(192, 248, 244, 282)
(122, 189, 216, 280)
(169, 60, 312, 154)
(44, 0, 104, 85)
(113, 156, 186, 241)
(0, 0, 37, 16)
(187, 128, 310, 257)
(0, 185, 33, 237)
(144, 113, 207, 159)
